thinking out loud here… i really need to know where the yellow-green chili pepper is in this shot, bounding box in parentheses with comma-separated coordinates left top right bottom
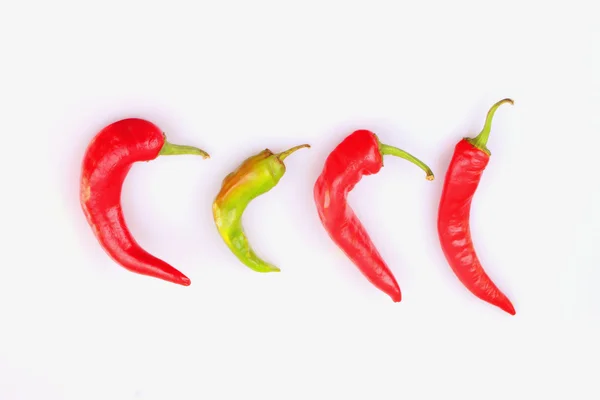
(213, 144, 310, 272)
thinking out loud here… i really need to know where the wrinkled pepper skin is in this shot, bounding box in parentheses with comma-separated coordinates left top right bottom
(213, 145, 310, 272)
(315, 131, 400, 300)
(81, 118, 209, 285)
(437, 99, 516, 315)
(314, 130, 434, 302)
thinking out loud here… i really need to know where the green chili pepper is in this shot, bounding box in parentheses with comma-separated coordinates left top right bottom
(213, 144, 310, 272)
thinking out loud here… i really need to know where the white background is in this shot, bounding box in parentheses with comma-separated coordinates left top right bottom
(1, 0, 598, 399)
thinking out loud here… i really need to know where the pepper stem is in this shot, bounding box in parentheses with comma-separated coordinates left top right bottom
(276, 144, 310, 161)
(379, 143, 434, 180)
(467, 98, 514, 155)
(159, 139, 210, 158)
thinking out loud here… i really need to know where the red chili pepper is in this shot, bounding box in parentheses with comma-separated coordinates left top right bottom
(314, 130, 434, 302)
(80, 118, 209, 286)
(437, 99, 515, 315)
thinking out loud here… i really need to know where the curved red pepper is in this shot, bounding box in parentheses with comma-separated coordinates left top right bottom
(80, 118, 209, 285)
(314, 130, 433, 302)
(437, 99, 515, 315)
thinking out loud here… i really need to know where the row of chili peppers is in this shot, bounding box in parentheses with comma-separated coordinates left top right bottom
(80, 98, 515, 315)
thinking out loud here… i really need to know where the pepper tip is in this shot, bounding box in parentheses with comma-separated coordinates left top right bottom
(178, 276, 192, 286)
(502, 302, 516, 316)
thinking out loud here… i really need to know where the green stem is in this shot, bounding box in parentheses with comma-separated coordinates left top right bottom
(277, 144, 310, 161)
(379, 143, 434, 180)
(159, 140, 210, 158)
(467, 98, 514, 155)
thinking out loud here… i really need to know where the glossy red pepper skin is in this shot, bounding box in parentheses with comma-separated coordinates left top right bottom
(315, 129, 434, 302)
(80, 118, 207, 286)
(315, 130, 401, 301)
(437, 100, 515, 315)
